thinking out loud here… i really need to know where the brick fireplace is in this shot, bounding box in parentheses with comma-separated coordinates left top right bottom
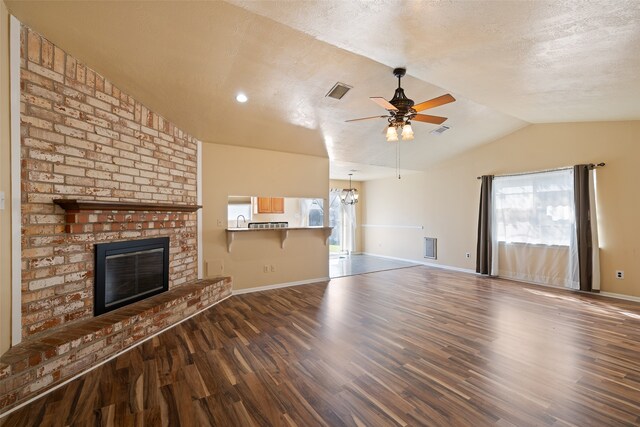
(19, 25, 200, 338)
(0, 25, 232, 414)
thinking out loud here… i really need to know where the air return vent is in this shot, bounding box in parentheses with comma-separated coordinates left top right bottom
(424, 237, 437, 259)
(326, 82, 352, 100)
(430, 125, 450, 135)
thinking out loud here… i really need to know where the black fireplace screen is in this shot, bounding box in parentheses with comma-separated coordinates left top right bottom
(94, 237, 169, 315)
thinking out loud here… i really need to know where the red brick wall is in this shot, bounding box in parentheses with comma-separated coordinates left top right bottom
(20, 26, 199, 338)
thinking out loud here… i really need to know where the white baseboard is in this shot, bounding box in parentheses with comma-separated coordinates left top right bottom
(421, 261, 477, 275)
(598, 291, 640, 303)
(360, 252, 415, 263)
(232, 277, 330, 295)
(361, 252, 477, 275)
(510, 282, 640, 304)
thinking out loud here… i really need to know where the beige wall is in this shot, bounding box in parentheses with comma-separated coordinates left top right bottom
(1, 1, 11, 354)
(359, 172, 425, 259)
(363, 121, 640, 297)
(330, 179, 363, 253)
(202, 143, 329, 291)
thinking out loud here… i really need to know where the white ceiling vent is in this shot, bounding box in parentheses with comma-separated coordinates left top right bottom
(430, 125, 450, 135)
(326, 82, 352, 100)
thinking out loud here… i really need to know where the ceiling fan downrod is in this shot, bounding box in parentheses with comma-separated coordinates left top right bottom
(390, 68, 414, 115)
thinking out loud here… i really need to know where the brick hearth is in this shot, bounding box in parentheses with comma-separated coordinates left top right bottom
(0, 276, 232, 413)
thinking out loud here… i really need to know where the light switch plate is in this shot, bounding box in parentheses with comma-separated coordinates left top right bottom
(0, 191, 5, 210)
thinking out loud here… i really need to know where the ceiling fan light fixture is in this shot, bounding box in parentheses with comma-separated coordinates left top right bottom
(345, 68, 455, 143)
(386, 125, 399, 142)
(401, 122, 414, 140)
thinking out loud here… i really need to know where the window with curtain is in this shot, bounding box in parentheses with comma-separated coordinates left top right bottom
(493, 169, 574, 246)
(308, 199, 324, 226)
(491, 169, 579, 288)
(298, 199, 324, 227)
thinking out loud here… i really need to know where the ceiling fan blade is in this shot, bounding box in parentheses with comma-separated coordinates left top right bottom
(412, 114, 448, 125)
(345, 115, 389, 123)
(370, 97, 398, 111)
(412, 94, 456, 112)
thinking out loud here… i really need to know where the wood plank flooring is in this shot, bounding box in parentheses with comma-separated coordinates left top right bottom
(2, 266, 640, 426)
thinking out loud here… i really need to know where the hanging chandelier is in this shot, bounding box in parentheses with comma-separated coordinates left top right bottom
(340, 173, 359, 205)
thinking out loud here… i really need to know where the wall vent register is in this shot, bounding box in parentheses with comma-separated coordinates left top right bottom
(424, 237, 437, 259)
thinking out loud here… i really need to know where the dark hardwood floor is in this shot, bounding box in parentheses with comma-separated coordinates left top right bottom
(2, 266, 640, 426)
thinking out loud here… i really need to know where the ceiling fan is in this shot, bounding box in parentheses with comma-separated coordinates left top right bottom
(346, 67, 455, 141)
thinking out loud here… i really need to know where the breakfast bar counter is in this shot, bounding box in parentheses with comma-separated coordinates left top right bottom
(225, 226, 333, 252)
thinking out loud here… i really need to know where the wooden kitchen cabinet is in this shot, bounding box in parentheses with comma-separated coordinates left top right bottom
(257, 197, 271, 213)
(256, 197, 285, 214)
(270, 197, 284, 213)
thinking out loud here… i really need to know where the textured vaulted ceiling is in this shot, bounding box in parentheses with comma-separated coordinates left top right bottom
(7, 1, 640, 180)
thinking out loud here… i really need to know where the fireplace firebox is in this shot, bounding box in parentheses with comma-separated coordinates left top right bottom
(94, 237, 170, 315)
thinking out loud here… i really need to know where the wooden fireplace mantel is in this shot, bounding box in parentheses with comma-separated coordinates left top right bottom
(53, 199, 202, 213)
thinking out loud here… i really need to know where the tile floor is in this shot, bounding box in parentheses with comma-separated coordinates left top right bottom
(329, 253, 419, 278)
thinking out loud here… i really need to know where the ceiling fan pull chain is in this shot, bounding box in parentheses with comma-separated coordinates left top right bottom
(396, 141, 401, 180)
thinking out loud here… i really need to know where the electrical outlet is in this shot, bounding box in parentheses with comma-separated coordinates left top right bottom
(263, 265, 269, 273)
(0, 191, 5, 210)
(465, 253, 470, 258)
(270, 265, 276, 272)
(616, 270, 624, 279)
(217, 219, 223, 227)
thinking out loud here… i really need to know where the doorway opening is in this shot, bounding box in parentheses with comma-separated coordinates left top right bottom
(328, 189, 355, 257)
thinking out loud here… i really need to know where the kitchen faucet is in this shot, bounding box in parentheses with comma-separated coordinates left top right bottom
(236, 215, 246, 228)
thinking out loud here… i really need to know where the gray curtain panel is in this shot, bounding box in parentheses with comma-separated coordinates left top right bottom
(476, 175, 494, 275)
(573, 165, 593, 291)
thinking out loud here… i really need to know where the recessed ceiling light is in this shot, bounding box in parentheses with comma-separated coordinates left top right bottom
(236, 93, 248, 103)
